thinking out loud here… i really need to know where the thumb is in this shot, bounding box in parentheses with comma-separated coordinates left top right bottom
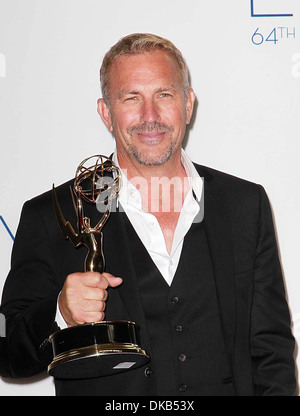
(102, 272, 123, 288)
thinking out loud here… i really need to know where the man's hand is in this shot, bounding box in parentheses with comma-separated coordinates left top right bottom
(58, 272, 123, 327)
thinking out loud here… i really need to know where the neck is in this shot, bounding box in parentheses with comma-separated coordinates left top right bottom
(117, 147, 190, 215)
(116, 148, 191, 255)
(117, 148, 186, 183)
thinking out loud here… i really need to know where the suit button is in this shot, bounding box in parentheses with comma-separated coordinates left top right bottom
(179, 354, 187, 362)
(144, 367, 152, 378)
(175, 325, 183, 332)
(179, 384, 187, 392)
(171, 296, 179, 304)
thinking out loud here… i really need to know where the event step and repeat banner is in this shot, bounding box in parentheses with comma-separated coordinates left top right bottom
(0, 0, 299, 395)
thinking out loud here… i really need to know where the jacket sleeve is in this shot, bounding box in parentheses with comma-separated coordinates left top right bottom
(250, 186, 296, 396)
(0, 200, 60, 378)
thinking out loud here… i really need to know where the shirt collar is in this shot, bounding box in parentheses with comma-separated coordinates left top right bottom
(180, 148, 203, 202)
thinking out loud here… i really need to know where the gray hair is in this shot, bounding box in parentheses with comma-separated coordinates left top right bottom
(100, 33, 191, 105)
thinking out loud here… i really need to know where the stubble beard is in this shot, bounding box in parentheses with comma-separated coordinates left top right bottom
(128, 141, 176, 166)
(126, 121, 177, 166)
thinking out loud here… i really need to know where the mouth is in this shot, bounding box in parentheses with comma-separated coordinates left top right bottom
(137, 131, 167, 145)
(128, 122, 173, 146)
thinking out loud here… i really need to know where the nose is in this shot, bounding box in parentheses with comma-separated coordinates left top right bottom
(140, 98, 160, 123)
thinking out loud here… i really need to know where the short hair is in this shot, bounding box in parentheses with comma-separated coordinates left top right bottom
(100, 33, 190, 104)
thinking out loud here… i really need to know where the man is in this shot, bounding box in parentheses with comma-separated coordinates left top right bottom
(0, 34, 296, 396)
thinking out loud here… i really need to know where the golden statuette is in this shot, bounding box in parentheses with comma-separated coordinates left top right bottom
(48, 155, 149, 380)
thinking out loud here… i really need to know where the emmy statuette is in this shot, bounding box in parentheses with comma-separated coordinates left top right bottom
(48, 155, 149, 379)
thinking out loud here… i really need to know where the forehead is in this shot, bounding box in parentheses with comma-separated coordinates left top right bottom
(109, 51, 182, 92)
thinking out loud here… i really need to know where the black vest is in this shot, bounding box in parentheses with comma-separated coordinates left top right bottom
(124, 217, 236, 396)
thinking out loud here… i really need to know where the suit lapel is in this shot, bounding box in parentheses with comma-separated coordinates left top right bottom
(196, 165, 237, 355)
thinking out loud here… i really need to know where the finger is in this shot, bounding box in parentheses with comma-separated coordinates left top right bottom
(80, 311, 105, 324)
(80, 272, 109, 289)
(81, 300, 106, 313)
(82, 287, 108, 301)
(102, 273, 123, 288)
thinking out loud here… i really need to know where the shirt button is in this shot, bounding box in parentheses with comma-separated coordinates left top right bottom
(130, 191, 135, 198)
(175, 325, 183, 332)
(179, 384, 187, 392)
(179, 354, 187, 362)
(171, 296, 179, 304)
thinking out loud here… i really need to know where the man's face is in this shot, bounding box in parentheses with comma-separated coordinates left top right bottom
(98, 50, 195, 167)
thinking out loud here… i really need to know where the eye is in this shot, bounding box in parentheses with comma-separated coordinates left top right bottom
(125, 96, 137, 101)
(160, 93, 172, 98)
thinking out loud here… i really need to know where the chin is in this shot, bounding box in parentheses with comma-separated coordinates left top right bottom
(130, 144, 175, 166)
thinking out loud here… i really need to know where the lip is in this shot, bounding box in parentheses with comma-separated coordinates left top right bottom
(137, 131, 166, 144)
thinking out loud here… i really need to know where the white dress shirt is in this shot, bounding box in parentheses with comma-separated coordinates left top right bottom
(56, 149, 203, 328)
(113, 148, 203, 286)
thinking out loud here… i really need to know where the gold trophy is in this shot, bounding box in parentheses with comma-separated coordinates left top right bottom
(48, 155, 149, 379)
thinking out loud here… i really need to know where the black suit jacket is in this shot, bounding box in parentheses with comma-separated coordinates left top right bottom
(0, 164, 296, 396)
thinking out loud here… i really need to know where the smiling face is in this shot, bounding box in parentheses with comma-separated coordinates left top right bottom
(98, 50, 195, 169)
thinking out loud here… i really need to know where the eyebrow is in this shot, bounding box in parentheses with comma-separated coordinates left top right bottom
(117, 85, 178, 99)
(117, 90, 139, 98)
(155, 86, 178, 94)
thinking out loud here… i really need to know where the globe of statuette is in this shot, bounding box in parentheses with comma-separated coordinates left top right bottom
(74, 155, 120, 206)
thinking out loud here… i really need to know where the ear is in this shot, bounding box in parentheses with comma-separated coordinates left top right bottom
(97, 98, 113, 132)
(185, 88, 196, 125)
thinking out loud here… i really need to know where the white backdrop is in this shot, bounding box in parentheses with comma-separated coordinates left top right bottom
(0, 0, 299, 396)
